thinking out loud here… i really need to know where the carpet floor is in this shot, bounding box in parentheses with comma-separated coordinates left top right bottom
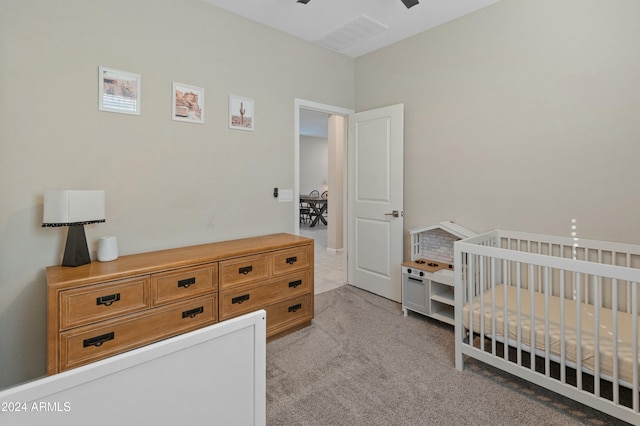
(266, 285, 630, 426)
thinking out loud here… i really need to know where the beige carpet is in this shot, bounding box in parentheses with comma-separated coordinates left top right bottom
(266, 285, 629, 426)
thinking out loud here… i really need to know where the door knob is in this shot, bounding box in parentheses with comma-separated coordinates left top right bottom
(384, 210, 402, 218)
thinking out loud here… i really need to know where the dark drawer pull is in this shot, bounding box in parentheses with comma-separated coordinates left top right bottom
(289, 280, 302, 288)
(178, 277, 196, 288)
(83, 332, 115, 348)
(288, 303, 302, 313)
(182, 306, 204, 319)
(286, 256, 298, 265)
(232, 294, 250, 304)
(239, 266, 253, 275)
(96, 293, 120, 306)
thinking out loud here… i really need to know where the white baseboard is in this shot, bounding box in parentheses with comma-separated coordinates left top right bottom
(326, 247, 343, 254)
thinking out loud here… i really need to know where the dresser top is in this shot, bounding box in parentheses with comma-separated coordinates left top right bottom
(46, 233, 313, 288)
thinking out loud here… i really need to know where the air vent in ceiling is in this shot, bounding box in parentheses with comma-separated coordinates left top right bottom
(314, 15, 388, 52)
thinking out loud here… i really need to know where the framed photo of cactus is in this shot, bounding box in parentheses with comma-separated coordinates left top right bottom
(229, 95, 254, 131)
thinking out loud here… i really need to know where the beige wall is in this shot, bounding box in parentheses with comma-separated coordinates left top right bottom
(299, 135, 328, 195)
(327, 115, 345, 252)
(0, 0, 354, 388)
(356, 0, 640, 250)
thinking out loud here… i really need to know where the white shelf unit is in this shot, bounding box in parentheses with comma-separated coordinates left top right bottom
(402, 267, 455, 325)
(428, 273, 455, 325)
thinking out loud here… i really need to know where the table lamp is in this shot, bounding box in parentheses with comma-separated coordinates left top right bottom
(42, 190, 106, 267)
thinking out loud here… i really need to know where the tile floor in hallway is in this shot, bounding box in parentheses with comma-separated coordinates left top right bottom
(299, 224, 345, 295)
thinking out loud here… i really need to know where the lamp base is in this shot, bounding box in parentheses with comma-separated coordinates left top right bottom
(62, 225, 91, 267)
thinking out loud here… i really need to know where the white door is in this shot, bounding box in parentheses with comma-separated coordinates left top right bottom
(347, 104, 404, 302)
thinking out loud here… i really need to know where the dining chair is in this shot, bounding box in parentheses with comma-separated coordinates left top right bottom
(320, 191, 328, 220)
(299, 201, 311, 224)
(305, 190, 320, 224)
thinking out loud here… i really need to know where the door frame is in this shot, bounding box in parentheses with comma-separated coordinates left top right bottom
(294, 98, 354, 283)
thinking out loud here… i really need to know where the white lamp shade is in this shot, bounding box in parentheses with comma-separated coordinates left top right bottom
(43, 190, 106, 226)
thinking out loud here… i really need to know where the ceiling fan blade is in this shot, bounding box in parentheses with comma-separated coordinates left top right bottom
(401, 0, 419, 8)
(297, 0, 418, 8)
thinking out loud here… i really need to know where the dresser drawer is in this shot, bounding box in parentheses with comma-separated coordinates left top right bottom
(151, 264, 217, 306)
(272, 246, 311, 276)
(265, 294, 312, 337)
(59, 294, 217, 372)
(59, 276, 150, 330)
(219, 254, 269, 290)
(219, 271, 310, 321)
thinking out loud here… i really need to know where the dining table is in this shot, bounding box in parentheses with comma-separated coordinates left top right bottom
(300, 194, 328, 227)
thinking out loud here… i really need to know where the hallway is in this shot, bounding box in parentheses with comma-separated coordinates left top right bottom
(299, 223, 345, 295)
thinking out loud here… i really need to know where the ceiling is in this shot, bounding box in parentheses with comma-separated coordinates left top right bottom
(202, 0, 500, 58)
(202, 0, 501, 138)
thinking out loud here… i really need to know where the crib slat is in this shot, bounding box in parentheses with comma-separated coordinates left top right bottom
(544, 267, 550, 378)
(560, 270, 566, 384)
(593, 274, 600, 398)
(576, 272, 583, 390)
(516, 262, 522, 367)
(468, 253, 474, 351)
(633, 282, 638, 413)
(529, 265, 535, 373)
(503, 260, 508, 362)
(537, 242, 542, 293)
(627, 254, 632, 313)
(612, 278, 619, 405)
(480, 256, 485, 353)
(491, 257, 497, 357)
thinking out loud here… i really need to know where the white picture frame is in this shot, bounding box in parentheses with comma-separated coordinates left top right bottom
(229, 95, 254, 131)
(172, 82, 205, 124)
(98, 66, 141, 115)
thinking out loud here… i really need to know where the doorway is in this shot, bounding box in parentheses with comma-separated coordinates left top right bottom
(294, 99, 353, 294)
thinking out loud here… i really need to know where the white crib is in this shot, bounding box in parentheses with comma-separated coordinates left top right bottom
(454, 230, 640, 424)
(0, 311, 266, 426)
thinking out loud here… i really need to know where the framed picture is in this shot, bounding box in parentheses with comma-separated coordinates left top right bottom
(172, 82, 205, 124)
(98, 66, 141, 115)
(229, 95, 254, 131)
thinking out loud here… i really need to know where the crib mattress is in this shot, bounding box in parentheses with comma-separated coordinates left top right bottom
(462, 284, 640, 385)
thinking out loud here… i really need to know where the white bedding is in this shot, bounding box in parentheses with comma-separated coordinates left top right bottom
(463, 284, 639, 386)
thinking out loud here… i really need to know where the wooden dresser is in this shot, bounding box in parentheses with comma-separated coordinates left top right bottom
(46, 233, 314, 374)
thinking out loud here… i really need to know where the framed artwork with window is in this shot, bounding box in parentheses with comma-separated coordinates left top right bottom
(98, 66, 141, 115)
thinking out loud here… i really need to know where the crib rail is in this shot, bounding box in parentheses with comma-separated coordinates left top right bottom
(454, 230, 640, 425)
